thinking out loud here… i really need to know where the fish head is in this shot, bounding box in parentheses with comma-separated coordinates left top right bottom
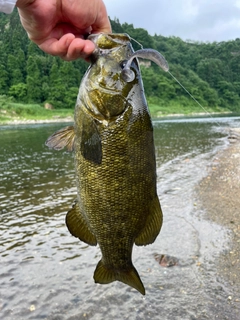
(79, 33, 140, 121)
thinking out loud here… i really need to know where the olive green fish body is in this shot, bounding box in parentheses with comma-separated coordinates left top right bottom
(46, 34, 163, 295)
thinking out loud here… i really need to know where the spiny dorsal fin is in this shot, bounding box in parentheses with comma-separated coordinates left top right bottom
(135, 196, 163, 246)
(45, 126, 75, 152)
(66, 201, 97, 246)
(94, 260, 145, 295)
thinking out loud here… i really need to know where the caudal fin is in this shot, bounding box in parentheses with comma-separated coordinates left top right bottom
(93, 260, 145, 295)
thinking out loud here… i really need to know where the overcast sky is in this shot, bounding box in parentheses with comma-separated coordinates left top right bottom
(104, 0, 240, 42)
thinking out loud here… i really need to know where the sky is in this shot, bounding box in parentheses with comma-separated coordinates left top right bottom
(104, 0, 240, 43)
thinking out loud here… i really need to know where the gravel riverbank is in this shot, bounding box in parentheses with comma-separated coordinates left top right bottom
(197, 128, 240, 306)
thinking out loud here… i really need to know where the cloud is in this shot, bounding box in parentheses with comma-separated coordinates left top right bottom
(104, 0, 240, 42)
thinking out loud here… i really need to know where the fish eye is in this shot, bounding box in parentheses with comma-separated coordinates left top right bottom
(120, 60, 128, 69)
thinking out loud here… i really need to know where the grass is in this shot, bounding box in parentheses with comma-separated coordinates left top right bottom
(0, 95, 232, 124)
(148, 100, 230, 117)
(0, 96, 73, 124)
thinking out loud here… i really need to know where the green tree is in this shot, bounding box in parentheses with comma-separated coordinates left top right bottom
(110, 18, 124, 33)
(0, 64, 9, 94)
(26, 56, 43, 102)
(59, 61, 79, 88)
(8, 83, 27, 101)
(196, 58, 225, 88)
(7, 54, 24, 85)
(141, 67, 176, 100)
(1, 11, 240, 112)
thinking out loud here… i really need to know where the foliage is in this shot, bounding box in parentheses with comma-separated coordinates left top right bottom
(0, 95, 73, 123)
(0, 11, 240, 113)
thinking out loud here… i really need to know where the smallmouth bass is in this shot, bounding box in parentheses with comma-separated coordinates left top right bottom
(46, 33, 166, 295)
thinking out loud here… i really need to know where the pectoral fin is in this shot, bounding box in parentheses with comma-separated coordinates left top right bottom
(45, 126, 75, 151)
(66, 201, 97, 246)
(80, 112, 102, 164)
(135, 196, 163, 246)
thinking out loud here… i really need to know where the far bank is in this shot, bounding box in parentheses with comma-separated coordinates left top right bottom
(0, 98, 232, 125)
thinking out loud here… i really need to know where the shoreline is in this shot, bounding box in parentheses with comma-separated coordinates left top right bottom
(0, 116, 74, 126)
(0, 112, 235, 126)
(196, 128, 240, 302)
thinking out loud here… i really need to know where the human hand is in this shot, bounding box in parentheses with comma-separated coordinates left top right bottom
(16, 0, 111, 61)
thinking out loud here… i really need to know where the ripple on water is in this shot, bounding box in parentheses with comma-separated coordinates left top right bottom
(1, 120, 240, 320)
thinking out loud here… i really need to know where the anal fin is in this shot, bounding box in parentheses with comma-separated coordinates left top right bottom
(135, 196, 163, 246)
(66, 201, 97, 246)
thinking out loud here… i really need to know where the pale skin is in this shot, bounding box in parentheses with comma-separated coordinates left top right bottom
(16, 0, 111, 61)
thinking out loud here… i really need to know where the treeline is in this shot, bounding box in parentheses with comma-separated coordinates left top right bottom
(1, 10, 240, 111)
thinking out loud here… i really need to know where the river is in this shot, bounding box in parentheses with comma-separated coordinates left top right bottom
(0, 116, 240, 320)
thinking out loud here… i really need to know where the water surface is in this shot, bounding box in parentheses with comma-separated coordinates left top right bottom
(0, 116, 239, 319)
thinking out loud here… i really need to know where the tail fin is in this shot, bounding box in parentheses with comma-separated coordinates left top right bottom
(93, 260, 145, 295)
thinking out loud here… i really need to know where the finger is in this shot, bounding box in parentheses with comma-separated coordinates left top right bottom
(65, 39, 95, 61)
(38, 33, 76, 57)
(38, 34, 96, 61)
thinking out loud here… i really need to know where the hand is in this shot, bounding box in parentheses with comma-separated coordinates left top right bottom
(16, 0, 111, 61)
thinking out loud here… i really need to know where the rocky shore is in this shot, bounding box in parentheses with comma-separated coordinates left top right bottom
(197, 128, 240, 303)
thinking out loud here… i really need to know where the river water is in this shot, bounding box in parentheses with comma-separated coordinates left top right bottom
(0, 116, 240, 320)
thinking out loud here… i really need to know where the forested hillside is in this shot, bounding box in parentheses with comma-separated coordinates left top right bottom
(1, 10, 240, 112)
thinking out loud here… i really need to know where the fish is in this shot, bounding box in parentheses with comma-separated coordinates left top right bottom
(45, 33, 166, 295)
